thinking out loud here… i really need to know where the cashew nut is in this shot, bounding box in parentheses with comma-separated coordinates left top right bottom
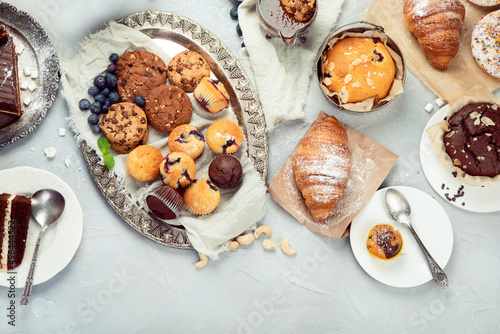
(195, 253, 208, 268)
(262, 239, 276, 250)
(281, 238, 297, 255)
(227, 240, 239, 250)
(236, 233, 255, 245)
(254, 225, 272, 239)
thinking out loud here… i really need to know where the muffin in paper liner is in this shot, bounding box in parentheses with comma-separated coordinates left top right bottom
(366, 223, 404, 261)
(194, 77, 230, 114)
(146, 185, 185, 221)
(426, 88, 500, 187)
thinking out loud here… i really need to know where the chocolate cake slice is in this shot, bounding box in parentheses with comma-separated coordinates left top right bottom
(0, 193, 31, 271)
(0, 25, 22, 129)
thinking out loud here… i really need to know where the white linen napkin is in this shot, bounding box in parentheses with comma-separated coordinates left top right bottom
(60, 21, 267, 259)
(237, 0, 346, 131)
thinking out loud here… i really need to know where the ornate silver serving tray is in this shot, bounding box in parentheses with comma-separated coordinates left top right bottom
(81, 11, 269, 249)
(0, 2, 59, 149)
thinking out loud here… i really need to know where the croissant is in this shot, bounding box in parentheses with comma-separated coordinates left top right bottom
(292, 116, 351, 222)
(404, 0, 465, 71)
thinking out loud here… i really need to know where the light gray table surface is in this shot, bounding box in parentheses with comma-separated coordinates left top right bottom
(1, 0, 499, 333)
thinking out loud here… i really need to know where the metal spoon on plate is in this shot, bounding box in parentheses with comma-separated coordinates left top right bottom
(20, 189, 65, 306)
(385, 188, 448, 288)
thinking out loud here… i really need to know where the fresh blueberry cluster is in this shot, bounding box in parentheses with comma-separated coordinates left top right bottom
(229, 1, 244, 47)
(78, 53, 121, 134)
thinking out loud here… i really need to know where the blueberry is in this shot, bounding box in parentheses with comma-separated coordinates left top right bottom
(241, 42, 245, 48)
(94, 94, 106, 104)
(79, 98, 91, 111)
(107, 63, 117, 73)
(88, 86, 99, 96)
(94, 75, 107, 90)
(108, 91, 120, 104)
(105, 73, 117, 90)
(134, 95, 146, 107)
(88, 113, 100, 126)
(102, 104, 109, 114)
(230, 6, 238, 20)
(101, 87, 110, 97)
(109, 53, 119, 63)
(236, 24, 242, 37)
(91, 124, 101, 134)
(90, 101, 102, 114)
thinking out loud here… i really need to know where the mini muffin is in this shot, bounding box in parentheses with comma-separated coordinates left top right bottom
(471, 10, 500, 78)
(167, 50, 210, 92)
(206, 119, 243, 154)
(99, 102, 149, 154)
(159, 152, 196, 190)
(366, 224, 403, 261)
(144, 85, 192, 133)
(146, 185, 184, 221)
(126, 145, 163, 181)
(209, 155, 243, 189)
(322, 37, 396, 104)
(115, 50, 167, 103)
(167, 124, 205, 159)
(183, 179, 221, 215)
(193, 77, 230, 113)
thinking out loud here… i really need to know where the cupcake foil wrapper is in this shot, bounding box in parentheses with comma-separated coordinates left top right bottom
(147, 186, 184, 221)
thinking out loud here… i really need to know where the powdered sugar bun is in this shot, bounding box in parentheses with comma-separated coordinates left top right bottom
(471, 10, 500, 78)
(468, 0, 500, 6)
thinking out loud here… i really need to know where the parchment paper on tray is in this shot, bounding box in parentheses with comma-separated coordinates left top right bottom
(364, 0, 499, 104)
(268, 111, 398, 238)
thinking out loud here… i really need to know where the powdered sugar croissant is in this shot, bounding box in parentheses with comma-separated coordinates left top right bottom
(292, 116, 351, 222)
(404, 0, 465, 71)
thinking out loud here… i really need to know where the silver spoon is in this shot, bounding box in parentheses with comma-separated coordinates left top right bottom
(20, 189, 65, 306)
(385, 188, 448, 288)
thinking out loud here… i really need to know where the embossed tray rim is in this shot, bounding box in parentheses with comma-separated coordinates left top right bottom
(80, 10, 269, 249)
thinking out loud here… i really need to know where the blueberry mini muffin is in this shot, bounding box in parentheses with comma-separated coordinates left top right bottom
(144, 85, 192, 133)
(146, 185, 184, 221)
(126, 145, 163, 181)
(115, 50, 167, 103)
(208, 155, 243, 190)
(206, 119, 243, 155)
(99, 102, 149, 154)
(193, 77, 230, 113)
(159, 152, 196, 190)
(167, 50, 210, 92)
(167, 124, 205, 159)
(322, 37, 396, 104)
(183, 179, 221, 215)
(366, 224, 403, 261)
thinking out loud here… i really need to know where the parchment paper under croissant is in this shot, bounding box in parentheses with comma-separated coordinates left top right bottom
(268, 111, 398, 238)
(365, 0, 499, 104)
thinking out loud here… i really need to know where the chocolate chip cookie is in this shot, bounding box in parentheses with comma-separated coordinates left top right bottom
(167, 50, 210, 92)
(280, 0, 316, 23)
(116, 50, 167, 103)
(144, 85, 192, 133)
(99, 102, 149, 154)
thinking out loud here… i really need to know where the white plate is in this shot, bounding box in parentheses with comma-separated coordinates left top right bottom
(0, 167, 83, 288)
(420, 106, 500, 212)
(350, 186, 453, 288)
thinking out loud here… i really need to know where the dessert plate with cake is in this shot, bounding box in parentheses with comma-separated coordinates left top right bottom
(0, 3, 59, 149)
(421, 100, 500, 213)
(350, 186, 453, 288)
(0, 166, 83, 288)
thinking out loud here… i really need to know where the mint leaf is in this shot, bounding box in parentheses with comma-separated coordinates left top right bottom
(97, 136, 110, 154)
(103, 152, 115, 170)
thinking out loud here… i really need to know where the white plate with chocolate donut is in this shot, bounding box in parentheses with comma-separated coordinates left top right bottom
(0, 167, 83, 288)
(420, 105, 500, 213)
(350, 186, 453, 288)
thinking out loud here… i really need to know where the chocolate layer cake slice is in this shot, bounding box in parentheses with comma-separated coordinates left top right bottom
(0, 25, 22, 129)
(0, 193, 31, 271)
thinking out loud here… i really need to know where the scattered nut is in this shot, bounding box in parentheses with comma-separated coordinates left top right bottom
(262, 239, 276, 250)
(194, 253, 208, 268)
(236, 233, 255, 245)
(281, 238, 297, 256)
(254, 225, 272, 239)
(227, 241, 239, 250)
